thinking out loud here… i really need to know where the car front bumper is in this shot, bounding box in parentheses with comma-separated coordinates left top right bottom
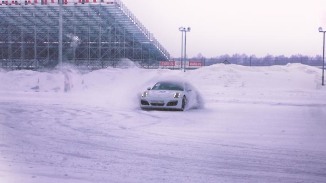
(140, 98, 182, 110)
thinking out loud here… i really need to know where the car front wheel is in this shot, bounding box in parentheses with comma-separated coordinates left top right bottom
(181, 96, 187, 111)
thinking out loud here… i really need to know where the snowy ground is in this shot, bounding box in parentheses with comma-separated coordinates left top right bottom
(0, 64, 326, 183)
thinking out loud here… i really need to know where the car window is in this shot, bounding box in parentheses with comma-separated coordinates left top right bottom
(152, 82, 184, 91)
(185, 82, 197, 92)
(185, 83, 190, 91)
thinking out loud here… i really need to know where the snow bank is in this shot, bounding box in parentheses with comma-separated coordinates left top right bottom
(0, 63, 324, 109)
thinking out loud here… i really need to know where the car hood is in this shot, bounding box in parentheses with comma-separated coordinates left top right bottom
(148, 90, 181, 98)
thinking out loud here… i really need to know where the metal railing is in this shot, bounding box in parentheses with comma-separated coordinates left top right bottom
(113, 0, 170, 59)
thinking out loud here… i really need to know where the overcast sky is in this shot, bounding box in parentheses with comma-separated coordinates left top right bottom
(122, 0, 326, 58)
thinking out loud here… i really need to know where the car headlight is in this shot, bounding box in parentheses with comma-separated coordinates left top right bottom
(174, 92, 181, 98)
(142, 91, 148, 97)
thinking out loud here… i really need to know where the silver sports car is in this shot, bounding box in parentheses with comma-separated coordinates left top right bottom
(140, 80, 201, 111)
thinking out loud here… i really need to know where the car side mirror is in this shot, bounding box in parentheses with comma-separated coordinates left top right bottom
(147, 87, 151, 90)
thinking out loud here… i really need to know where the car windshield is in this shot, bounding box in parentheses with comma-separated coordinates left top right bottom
(152, 82, 184, 91)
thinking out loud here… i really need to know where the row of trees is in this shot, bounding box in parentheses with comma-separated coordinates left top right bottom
(191, 54, 324, 66)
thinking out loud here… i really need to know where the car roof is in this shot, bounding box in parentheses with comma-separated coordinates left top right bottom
(156, 80, 185, 85)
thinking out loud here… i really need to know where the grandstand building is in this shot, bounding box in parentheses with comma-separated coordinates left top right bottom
(0, 0, 170, 69)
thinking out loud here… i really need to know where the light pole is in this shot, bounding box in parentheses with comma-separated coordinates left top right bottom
(179, 28, 184, 70)
(319, 27, 325, 86)
(59, 0, 63, 67)
(179, 27, 191, 72)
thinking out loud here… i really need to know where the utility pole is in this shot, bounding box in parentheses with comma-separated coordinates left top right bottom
(319, 27, 325, 86)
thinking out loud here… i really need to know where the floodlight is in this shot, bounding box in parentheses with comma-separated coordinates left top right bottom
(319, 27, 323, 32)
